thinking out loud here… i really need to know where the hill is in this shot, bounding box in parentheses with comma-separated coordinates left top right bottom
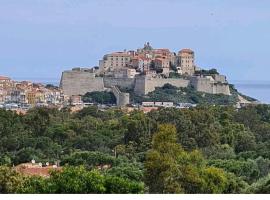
(128, 83, 257, 105)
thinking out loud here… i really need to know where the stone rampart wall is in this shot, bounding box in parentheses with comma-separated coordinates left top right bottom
(60, 71, 104, 96)
(103, 77, 135, 89)
(134, 76, 190, 95)
(111, 86, 130, 106)
(191, 77, 230, 95)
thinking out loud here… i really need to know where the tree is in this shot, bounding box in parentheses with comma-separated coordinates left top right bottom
(0, 166, 23, 193)
(60, 151, 116, 169)
(245, 173, 270, 193)
(47, 166, 106, 193)
(145, 124, 184, 193)
(82, 91, 116, 104)
(104, 175, 144, 194)
(106, 161, 144, 182)
(145, 124, 231, 194)
(16, 166, 144, 194)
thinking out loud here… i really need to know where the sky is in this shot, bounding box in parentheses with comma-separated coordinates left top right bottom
(0, 0, 270, 83)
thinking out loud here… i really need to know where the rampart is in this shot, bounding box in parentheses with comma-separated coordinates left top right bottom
(103, 77, 135, 89)
(60, 70, 104, 96)
(190, 77, 231, 95)
(134, 76, 190, 95)
(111, 86, 130, 106)
(60, 70, 231, 98)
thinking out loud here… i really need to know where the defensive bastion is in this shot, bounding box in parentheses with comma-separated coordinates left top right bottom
(60, 68, 231, 105)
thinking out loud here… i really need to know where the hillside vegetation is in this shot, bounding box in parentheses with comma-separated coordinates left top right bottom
(1, 104, 270, 193)
(131, 83, 245, 105)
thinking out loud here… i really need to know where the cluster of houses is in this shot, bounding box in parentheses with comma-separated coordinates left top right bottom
(99, 42, 197, 78)
(0, 75, 67, 113)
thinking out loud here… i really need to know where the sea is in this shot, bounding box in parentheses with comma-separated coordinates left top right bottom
(16, 78, 270, 104)
(230, 80, 270, 104)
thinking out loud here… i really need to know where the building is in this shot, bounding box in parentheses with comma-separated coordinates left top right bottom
(99, 52, 132, 73)
(70, 95, 83, 106)
(60, 44, 233, 102)
(131, 56, 152, 73)
(154, 57, 170, 75)
(26, 91, 36, 105)
(177, 49, 195, 75)
(0, 76, 12, 88)
(15, 162, 61, 178)
(112, 68, 137, 78)
(10, 89, 26, 103)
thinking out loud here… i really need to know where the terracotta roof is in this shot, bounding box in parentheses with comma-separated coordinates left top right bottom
(15, 164, 62, 177)
(0, 76, 11, 80)
(154, 48, 170, 52)
(179, 49, 194, 53)
(141, 107, 159, 113)
(109, 52, 130, 56)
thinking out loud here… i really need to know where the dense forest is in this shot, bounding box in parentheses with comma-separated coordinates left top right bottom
(1, 104, 270, 193)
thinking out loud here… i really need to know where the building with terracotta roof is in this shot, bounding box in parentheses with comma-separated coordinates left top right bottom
(154, 57, 170, 76)
(99, 51, 132, 73)
(0, 75, 13, 88)
(15, 162, 61, 178)
(0, 76, 11, 81)
(177, 49, 195, 75)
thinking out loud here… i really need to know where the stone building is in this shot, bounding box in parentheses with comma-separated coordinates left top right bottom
(177, 49, 195, 75)
(154, 57, 170, 75)
(99, 52, 132, 73)
(113, 68, 137, 78)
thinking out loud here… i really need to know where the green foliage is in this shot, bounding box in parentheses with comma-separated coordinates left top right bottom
(132, 84, 238, 105)
(14, 166, 144, 194)
(208, 159, 260, 183)
(1, 104, 270, 193)
(145, 124, 184, 193)
(145, 124, 230, 194)
(245, 173, 270, 193)
(106, 161, 143, 182)
(82, 91, 116, 104)
(104, 175, 144, 194)
(61, 151, 117, 168)
(194, 68, 219, 75)
(0, 166, 23, 193)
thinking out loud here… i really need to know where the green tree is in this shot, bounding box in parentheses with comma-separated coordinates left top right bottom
(82, 91, 116, 104)
(145, 124, 184, 193)
(0, 166, 23, 193)
(245, 173, 270, 193)
(145, 124, 230, 194)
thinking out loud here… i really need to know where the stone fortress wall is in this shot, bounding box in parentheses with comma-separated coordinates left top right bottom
(60, 69, 231, 105)
(60, 69, 104, 96)
(190, 75, 231, 95)
(110, 86, 130, 107)
(103, 77, 135, 90)
(134, 76, 190, 95)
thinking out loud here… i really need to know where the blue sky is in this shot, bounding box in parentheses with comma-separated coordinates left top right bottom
(1, 0, 270, 82)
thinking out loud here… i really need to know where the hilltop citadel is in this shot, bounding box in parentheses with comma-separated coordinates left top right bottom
(61, 43, 231, 106)
(0, 43, 260, 113)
